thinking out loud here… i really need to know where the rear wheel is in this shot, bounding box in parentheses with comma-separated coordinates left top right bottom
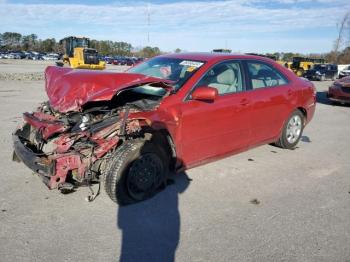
(103, 139, 169, 205)
(275, 110, 304, 149)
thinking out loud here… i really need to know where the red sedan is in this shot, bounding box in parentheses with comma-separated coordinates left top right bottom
(328, 76, 350, 104)
(12, 53, 316, 205)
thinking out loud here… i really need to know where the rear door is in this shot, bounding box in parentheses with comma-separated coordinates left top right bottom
(243, 60, 293, 145)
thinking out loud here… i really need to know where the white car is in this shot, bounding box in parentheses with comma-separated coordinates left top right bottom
(42, 53, 59, 60)
(339, 65, 350, 79)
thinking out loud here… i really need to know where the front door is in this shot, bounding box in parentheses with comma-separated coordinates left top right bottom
(178, 60, 252, 168)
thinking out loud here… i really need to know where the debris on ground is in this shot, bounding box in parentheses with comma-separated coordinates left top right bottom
(250, 198, 261, 205)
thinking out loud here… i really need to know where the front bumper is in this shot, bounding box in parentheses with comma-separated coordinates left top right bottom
(12, 124, 87, 189)
(13, 132, 54, 186)
(327, 87, 350, 103)
(13, 126, 54, 187)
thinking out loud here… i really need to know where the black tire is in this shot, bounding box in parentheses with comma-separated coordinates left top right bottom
(275, 110, 304, 149)
(103, 139, 169, 205)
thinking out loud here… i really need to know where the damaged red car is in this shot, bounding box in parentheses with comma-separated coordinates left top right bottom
(12, 53, 316, 205)
(328, 76, 350, 104)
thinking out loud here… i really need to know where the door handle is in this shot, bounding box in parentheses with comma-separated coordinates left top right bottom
(287, 90, 293, 96)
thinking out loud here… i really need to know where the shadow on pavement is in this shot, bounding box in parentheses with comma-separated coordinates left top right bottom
(316, 91, 350, 107)
(117, 172, 190, 262)
(316, 91, 333, 106)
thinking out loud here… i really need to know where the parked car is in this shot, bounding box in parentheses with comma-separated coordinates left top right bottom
(12, 53, 316, 205)
(124, 58, 136, 66)
(328, 76, 350, 104)
(112, 57, 122, 65)
(42, 53, 60, 60)
(338, 65, 350, 79)
(104, 56, 114, 64)
(27, 53, 44, 60)
(114, 57, 126, 65)
(304, 64, 337, 81)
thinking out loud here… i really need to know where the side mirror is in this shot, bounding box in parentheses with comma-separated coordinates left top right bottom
(191, 86, 218, 102)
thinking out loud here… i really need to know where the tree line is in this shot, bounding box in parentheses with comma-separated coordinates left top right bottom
(0, 32, 163, 57)
(1, 25, 350, 62)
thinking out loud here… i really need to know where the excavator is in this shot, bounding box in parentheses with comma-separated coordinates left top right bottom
(58, 36, 105, 70)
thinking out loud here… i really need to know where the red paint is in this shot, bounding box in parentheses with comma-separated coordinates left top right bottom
(23, 112, 68, 140)
(45, 66, 172, 112)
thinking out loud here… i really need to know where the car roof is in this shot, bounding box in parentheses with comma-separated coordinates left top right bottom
(160, 52, 273, 63)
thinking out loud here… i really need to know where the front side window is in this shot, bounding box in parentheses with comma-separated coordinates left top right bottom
(248, 62, 288, 89)
(194, 61, 244, 95)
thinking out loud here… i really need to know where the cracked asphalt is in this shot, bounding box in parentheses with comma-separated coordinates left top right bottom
(0, 60, 349, 262)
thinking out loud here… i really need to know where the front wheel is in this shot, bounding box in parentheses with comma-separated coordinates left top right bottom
(103, 140, 169, 205)
(275, 110, 304, 149)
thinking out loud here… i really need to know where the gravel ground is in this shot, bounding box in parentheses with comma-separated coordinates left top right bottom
(0, 60, 349, 262)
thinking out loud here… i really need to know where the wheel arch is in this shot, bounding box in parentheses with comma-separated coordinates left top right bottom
(140, 126, 178, 170)
(296, 106, 307, 124)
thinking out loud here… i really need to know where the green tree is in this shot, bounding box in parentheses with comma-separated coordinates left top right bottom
(40, 38, 56, 52)
(2, 32, 22, 49)
(141, 46, 161, 57)
(22, 34, 38, 51)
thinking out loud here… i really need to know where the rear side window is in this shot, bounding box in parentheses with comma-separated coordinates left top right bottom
(247, 62, 288, 89)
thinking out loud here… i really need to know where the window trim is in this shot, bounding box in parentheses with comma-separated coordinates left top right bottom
(184, 59, 247, 101)
(243, 60, 290, 91)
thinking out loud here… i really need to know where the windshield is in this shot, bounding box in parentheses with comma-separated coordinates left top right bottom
(128, 57, 205, 90)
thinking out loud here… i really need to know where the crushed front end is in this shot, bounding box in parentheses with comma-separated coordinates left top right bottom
(12, 65, 172, 197)
(12, 101, 143, 191)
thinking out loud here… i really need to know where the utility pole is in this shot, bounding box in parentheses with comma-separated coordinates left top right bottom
(147, 3, 150, 45)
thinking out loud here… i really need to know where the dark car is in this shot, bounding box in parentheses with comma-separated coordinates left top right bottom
(12, 53, 316, 205)
(328, 76, 350, 104)
(304, 64, 338, 81)
(124, 58, 136, 66)
(29, 54, 44, 60)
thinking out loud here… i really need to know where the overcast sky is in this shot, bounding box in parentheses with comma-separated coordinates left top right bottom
(1, 0, 349, 53)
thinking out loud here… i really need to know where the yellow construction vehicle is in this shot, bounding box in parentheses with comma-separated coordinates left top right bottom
(59, 36, 105, 70)
(291, 57, 325, 76)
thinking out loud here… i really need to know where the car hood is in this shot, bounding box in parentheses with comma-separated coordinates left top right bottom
(45, 66, 171, 113)
(335, 76, 350, 87)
